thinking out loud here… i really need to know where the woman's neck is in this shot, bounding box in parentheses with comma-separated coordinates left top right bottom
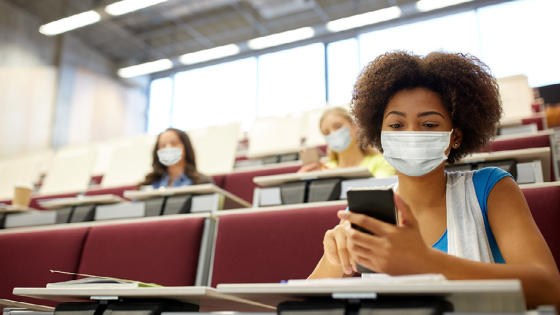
(396, 164, 447, 213)
(167, 161, 186, 182)
(337, 144, 365, 168)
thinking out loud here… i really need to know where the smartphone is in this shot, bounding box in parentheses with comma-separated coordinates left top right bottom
(346, 187, 397, 273)
(299, 148, 320, 167)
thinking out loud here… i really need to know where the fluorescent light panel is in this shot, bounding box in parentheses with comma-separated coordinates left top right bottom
(106, 0, 170, 16)
(416, 0, 473, 12)
(39, 11, 101, 36)
(247, 27, 315, 50)
(179, 44, 240, 65)
(118, 59, 173, 78)
(326, 6, 402, 32)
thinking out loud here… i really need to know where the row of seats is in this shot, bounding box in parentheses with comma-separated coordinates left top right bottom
(1, 182, 559, 307)
(3, 130, 554, 211)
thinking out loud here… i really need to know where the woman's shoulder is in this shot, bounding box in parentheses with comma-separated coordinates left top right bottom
(472, 167, 513, 188)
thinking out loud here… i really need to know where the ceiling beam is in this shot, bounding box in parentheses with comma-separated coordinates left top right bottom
(230, 2, 269, 36)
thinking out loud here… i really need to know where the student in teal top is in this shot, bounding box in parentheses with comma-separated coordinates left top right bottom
(139, 128, 211, 188)
(308, 51, 560, 308)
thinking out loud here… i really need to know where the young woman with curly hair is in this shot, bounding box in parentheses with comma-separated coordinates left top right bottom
(308, 51, 560, 307)
(139, 128, 211, 188)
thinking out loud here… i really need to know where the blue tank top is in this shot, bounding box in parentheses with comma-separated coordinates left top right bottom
(432, 167, 512, 263)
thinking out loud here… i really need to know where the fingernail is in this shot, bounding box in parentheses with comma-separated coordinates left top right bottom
(345, 267, 352, 274)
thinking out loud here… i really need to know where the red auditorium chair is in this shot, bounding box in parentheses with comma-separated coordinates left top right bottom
(221, 165, 300, 209)
(211, 204, 345, 287)
(0, 228, 90, 306)
(211, 175, 226, 188)
(77, 217, 206, 286)
(522, 185, 560, 268)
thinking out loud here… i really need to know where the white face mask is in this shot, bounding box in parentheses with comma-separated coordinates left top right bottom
(157, 147, 183, 166)
(325, 126, 352, 152)
(381, 130, 453, 177)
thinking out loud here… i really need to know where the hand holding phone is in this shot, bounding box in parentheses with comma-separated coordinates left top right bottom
(346, 186, 397, 273)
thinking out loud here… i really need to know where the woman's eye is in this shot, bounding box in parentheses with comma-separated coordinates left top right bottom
(389, 124, 403, 129)
(424, 124, 438, 129)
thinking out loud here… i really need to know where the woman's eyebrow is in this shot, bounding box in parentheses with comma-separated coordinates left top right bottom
(417, 111, 444, 118)
(385, 111, 406, 118)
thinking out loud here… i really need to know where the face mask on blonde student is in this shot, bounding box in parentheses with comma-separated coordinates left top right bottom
(297, 107, 396, 179)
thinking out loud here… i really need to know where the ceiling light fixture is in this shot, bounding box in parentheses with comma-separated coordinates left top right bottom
(39, 11, 101, 36)
(326, 6, 402, 32)
(179, 44, 241, 65)
(247, 27, 315, 50)
(105, 0, 170, 16)
(416, 0, 474, 12)
(118, 59, 173, 78)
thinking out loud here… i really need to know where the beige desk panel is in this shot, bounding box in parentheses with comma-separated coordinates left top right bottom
(253, 166, 372, 187)
(217, 280, 525, 313)
(13, 287, 275, 313)
(457, 147, 551, 182)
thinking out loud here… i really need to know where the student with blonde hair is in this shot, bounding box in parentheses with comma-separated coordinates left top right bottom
(298, 106, 396, 178)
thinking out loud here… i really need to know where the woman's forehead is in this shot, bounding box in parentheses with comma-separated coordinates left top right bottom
(383, 88, 450, 119)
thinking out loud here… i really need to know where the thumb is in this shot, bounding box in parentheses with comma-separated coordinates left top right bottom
(394, 192, 418, 228)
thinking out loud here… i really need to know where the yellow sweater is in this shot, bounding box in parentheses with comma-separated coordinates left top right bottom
(324, 154, 396, 178)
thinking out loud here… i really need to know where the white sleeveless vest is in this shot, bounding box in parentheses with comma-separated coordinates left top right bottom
(393, 171, 494, 263)
(446, 171, 494, 263)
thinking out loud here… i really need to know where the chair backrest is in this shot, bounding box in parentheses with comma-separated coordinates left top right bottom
(522, 185, 560, 268)
(77, 217, 205, 286)
(302, 108, 327, 148)
(100, 136, 156, 188)
(222, 165, 301, 209)
(40, 147, 97, 195)
(248, 116, 303, 158)
(497, 75, 534, 120)
(188, 123, 241, 176)
(0, 228, 89, 306)
(0, 154, 44, 200)
(211, 205, 345, 287)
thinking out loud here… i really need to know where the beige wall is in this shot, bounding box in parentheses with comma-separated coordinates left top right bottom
(66, 68, 147, 146)
(0, 0, 148, 158)
(0, 67, 57, 158)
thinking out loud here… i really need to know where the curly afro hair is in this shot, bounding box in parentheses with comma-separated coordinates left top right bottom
(350, 51, 503, 164)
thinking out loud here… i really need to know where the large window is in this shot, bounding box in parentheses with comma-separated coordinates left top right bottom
(359, 11, 481, 67)
(148, 0, 560, 133)
(477, 0, 560, 87)
(327, 38, 360, 106)
(171, 57, 257, 131)
(147, 78, 173, 135)
(257, 43, 326, 118)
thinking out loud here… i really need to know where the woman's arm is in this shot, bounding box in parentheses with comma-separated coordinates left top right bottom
(340, 187, 560, 308)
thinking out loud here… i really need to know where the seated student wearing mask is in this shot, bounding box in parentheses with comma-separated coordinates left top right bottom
(140, 128, 211, 188)
(308, 52, 560, 308)
(299, 107, 396, 178)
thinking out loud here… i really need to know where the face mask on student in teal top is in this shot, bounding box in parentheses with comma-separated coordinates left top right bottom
(381, 130, 453, 176)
